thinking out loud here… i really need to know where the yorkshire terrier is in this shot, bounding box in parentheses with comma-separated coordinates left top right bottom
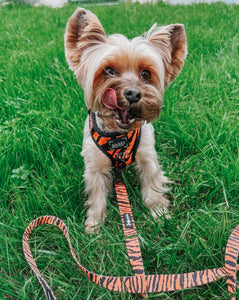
(64, 8, 187, 233)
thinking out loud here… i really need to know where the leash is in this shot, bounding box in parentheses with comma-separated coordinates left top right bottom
(22, 111, 239, 298)
(23, 177, 239, 299)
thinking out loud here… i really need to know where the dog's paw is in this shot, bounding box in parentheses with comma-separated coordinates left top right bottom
(150, 204, 171, 220)
(144, 190, 171, 220)
(84, 217, 100, 234)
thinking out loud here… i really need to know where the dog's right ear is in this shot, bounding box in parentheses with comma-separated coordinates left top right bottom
(64, 8, 106, 72)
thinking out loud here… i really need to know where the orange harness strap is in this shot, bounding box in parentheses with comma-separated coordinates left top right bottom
(23, 179, 239, 299)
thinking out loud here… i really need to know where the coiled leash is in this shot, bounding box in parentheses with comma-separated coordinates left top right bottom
(23, 111, 239, 299)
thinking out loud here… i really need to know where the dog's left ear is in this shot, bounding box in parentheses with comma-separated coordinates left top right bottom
(147, 24, 187, 86)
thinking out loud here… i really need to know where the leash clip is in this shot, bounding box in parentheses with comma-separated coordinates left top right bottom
(113, 165, 123, 183)
(113, 153, 126, 182)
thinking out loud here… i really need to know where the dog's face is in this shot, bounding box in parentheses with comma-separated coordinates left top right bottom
(65, 8, 187, 131)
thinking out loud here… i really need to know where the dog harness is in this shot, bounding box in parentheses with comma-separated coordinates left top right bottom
(88, 110, 141, 172)
(22, 112, 239, 299)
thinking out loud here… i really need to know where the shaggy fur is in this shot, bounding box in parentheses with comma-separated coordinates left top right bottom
(65, 8, 187, 233)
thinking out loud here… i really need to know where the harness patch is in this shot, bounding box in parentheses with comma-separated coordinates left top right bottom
(108, 136, 128, 151)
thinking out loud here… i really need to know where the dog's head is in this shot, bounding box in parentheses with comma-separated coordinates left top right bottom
(65, 8, 187, 131)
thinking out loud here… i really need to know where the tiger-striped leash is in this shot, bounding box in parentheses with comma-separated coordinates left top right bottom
(23, 177, 239, 299)
(23, 110, 239, 298)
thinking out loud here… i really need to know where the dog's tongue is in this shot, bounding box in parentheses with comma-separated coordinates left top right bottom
(102, 88, 118, 109)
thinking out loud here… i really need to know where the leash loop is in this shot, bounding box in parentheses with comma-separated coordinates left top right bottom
(224, 225, 239, 297)
(23, 196, 239, 299)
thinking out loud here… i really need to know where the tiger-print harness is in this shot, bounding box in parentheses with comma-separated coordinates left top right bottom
(88, 110, 142, 173)
(23, 110, 239, 299)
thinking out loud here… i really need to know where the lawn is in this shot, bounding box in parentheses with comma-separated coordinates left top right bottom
(0, 1, 238, 299)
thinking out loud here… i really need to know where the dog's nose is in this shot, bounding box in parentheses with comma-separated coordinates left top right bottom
(124, 88, 141, 104)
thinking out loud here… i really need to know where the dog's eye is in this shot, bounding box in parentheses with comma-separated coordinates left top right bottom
(141, 69, 151, 81)
(103, 67, 119, 77)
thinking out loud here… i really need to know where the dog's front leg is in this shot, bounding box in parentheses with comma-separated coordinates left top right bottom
(81, 121, 112, 233)
(83, 163, 112, 233)
(135, 124, 171, 219)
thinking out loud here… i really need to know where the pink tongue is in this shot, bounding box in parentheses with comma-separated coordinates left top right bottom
(102, 88, 118, 110)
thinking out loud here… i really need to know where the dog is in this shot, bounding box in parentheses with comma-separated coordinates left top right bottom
(64, 8, 187, 233)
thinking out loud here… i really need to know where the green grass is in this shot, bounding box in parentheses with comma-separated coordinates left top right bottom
(0, 1, 238, 299)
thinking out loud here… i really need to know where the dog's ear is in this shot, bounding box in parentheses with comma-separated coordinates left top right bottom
(147, 24, 187, 86)
(64, 7, 106, 72)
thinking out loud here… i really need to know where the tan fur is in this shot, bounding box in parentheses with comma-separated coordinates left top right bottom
(65, 8, 187, 233)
